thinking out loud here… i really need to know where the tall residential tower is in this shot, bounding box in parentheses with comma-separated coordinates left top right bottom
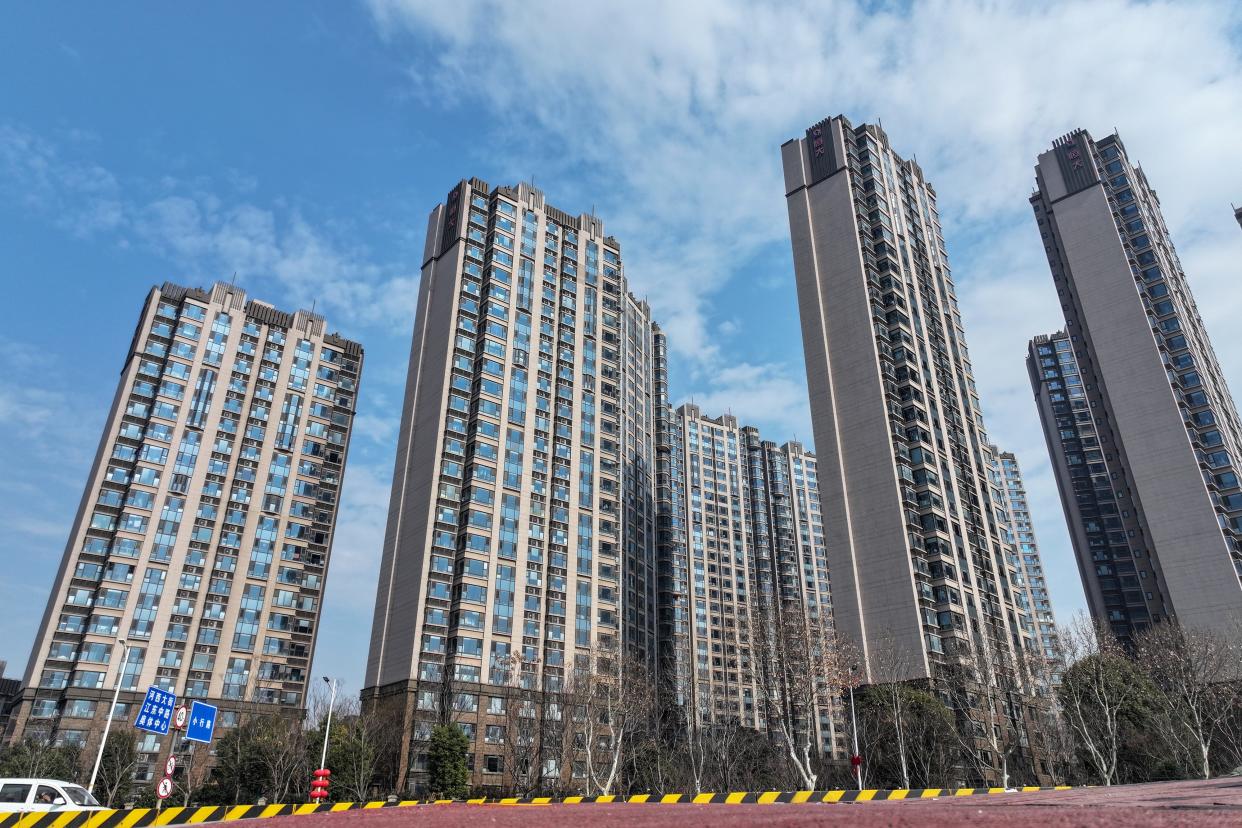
(782, 116, 1042, 681)
(1028, 131, 1242, 640)
(655, 405, 841, 756)
(988, 446, 1060, 685)
(362, 180, 656, 793)
(8, 282, 362, 779)
(781, 116, 1046, 780)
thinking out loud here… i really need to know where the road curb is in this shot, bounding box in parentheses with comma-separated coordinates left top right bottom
(0, 786, 1073, 826)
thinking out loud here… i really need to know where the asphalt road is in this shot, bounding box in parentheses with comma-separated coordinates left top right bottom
(265, 777, 1242, 827)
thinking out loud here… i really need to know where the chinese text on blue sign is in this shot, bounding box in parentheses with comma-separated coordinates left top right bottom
(186, 700, 218, 744)
(135, 686, 176, 734)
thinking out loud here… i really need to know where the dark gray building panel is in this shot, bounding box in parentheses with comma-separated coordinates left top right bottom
(1030, 130, 1242, 639)
(783, 116, 1042, 701)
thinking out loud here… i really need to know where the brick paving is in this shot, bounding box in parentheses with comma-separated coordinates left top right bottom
(261, 777, 1242, 827)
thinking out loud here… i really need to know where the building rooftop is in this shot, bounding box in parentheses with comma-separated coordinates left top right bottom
(160, 281, 362, 356)
(463, 177, 621, 252)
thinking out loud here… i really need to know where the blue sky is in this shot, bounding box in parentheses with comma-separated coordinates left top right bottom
(2, 1, 1241, 695)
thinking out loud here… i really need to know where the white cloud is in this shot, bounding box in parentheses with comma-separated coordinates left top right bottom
(0, 337, 101, 474)
(0, 338, 109, 678)
(0, 123, 421, 678)
(134, 196, 421, 333)
(0, 124, 123, 238)
(0, 124, 421, 335)
(350, 411, 399, 446)
(677, 361, 813, 445)
(366, 0, 1242, 623)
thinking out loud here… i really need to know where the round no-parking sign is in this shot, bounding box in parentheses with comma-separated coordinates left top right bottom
(156, 777, 174, 800)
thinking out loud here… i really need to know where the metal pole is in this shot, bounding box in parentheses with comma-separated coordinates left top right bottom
(849, 683, 862, 790)
(88, 639, 130, 795)
(318, 679, 337, 770)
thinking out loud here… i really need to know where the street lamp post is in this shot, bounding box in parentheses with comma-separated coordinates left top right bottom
(848, 665, 862, 790)
(88, 638, 130, 796)
(318, 677, 338, 771)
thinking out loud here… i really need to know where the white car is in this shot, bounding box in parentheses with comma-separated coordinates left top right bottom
(0, 779, 105, 812)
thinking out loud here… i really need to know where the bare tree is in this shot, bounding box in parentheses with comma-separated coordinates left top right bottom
(256, 714, 309, 802)
(751, 599, 854, 789)
(869, 631, 916, 788)
(572, 644, 653, 796)
(0, 722, 81, 781)
(92, 727, 139, 807)
(321, 695, 404, 801)
(700, 719, 751, 792)
(1134, 622, 1242, 780)
(682, 712, 709, 795)
(502, 654, 551, 796)
(1055, 614, 1146, 786)
(624, 672, 679, 795)
(176, 738, 213, 807)
(855, 679, 955, 788)
(945, 637, 1036, 789)
(1028, 696, 1077, 786)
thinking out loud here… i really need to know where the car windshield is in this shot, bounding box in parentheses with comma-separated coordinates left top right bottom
(63, 787, 100, 807)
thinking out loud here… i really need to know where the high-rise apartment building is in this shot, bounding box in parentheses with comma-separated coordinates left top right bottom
(781, 116, 1045, 769)
(655, 406, 840, 755)
(1028, 131, 1242, 640)
(621, 300, 659, 673)
(741, 430, 840, 756)
(8, 282, 362, 778)
(988, 447, 1060, 681)
(658, 407, 757, 728)
(363, 180, 654, 793)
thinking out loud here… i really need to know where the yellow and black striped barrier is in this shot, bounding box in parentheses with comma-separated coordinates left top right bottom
(0, 786, 1073, 827)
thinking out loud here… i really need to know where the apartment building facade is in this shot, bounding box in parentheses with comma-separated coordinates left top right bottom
(781, 115, 1048, 780)
(362, 180, 653, 793)
(657, 407, 757, 729)
(988, 446, 1061, 685)
(655, 406, 841, 756)
(8, 282, 362, 781)
(741, 431, 840, 756)
(1029, 130, 1242, 640)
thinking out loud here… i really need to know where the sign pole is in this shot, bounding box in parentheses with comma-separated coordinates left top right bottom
(134, 682, 178, 807)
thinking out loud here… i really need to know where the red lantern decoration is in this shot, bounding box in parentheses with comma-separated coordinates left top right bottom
(309, 768, 331, 800)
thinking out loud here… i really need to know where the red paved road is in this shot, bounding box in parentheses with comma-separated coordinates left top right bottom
(265, 777, 1242, 827)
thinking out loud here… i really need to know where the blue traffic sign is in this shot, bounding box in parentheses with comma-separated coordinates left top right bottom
(186, 700, 218, 744)
(135, 686, 176, 734)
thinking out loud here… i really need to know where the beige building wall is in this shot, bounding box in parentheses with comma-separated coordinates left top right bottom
(656, 407, 843, 757)
(362, 179, 646, 793)
(670, 407, 760, 728)
(10, 282, 362, 781)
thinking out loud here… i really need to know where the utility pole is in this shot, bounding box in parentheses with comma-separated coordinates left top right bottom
(848, 665, 862, 790)
(310, 678, 339, 803)
(88, 639, 130, 795)
(319, 677, 339, 771)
